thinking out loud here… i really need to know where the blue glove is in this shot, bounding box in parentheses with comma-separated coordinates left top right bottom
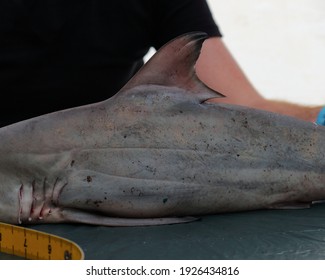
(316, 107, 325, 126)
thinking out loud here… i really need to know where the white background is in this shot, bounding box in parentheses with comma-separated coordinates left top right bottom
(1, 260, 325, 279)
(207, 0, 325, 105)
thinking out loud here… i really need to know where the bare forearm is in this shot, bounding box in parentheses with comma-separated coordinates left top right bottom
(250, 99, 322, 122)
(196, 37, 322, 122)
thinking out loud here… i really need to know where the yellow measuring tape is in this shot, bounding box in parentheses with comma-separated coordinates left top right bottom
(0, 222, 84, 260)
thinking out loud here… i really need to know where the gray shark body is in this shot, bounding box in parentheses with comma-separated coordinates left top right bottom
(0, 33, 325, 226)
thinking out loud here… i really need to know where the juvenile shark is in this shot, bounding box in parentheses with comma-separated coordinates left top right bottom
(0, 33, 325, 226)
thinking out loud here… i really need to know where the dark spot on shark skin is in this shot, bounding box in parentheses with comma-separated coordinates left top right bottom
(85, 198, 103, 207)
(146, 165, 157, 175)
(163, 198, 168, 204)
(94, 200, 103, 207)
(243, 118, 248, 128)
(70, 160, 75, 167)
(86, 176, 92, 183)
(131, 187, 143, 197)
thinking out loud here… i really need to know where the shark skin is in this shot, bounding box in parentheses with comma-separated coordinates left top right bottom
(0, 32, 325, 227)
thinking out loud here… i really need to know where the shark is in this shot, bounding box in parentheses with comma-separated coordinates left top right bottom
(0, 32, 324, 226)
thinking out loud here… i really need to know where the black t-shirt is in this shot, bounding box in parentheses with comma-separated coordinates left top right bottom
(0, 0, 221, 126)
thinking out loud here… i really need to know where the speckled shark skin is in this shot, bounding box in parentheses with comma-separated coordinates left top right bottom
(0, 33, 325, 226)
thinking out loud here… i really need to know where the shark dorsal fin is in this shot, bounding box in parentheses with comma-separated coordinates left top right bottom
(118, 32, 224, 102)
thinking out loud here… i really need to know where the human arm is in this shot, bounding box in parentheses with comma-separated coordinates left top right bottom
(196, 37, 322, 122)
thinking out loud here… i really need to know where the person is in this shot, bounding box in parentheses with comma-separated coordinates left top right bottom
(197, 38, 324, 123)
(0, 0, 323, 127)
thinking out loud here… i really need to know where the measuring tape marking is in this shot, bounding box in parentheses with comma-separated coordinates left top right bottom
(0, 222, 84, 260)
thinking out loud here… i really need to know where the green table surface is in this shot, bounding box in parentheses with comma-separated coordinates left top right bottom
(2, 203, 325, 260)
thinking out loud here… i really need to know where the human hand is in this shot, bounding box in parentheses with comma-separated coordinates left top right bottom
(316, 107, 325, 126)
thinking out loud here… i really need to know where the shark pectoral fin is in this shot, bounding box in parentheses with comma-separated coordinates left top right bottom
(268, 202, 311, 210)
(62, 209, 199, 227)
